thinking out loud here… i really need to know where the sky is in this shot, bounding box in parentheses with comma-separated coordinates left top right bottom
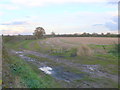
(0, 0, 119, 35)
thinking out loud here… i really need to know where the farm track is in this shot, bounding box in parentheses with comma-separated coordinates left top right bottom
(11, 49, 118, 85)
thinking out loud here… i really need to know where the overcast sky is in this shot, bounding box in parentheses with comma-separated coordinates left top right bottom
(0, 0, 119, 35)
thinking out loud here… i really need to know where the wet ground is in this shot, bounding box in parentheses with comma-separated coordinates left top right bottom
(13, 50, 85, 82)
(11, 50, 118, 88)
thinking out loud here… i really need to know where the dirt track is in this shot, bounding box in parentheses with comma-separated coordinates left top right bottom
(11, 49, 118, 88)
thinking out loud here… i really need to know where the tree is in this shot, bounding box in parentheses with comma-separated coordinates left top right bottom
(106, 32, 111, 37)
(51, 31, 55, 37)
(33, 27, 46, 39)
(92, 33, 98, 37)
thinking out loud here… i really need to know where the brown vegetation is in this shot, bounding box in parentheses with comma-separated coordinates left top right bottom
(58, 37, 118, 45)
(77, 44, 93, 56)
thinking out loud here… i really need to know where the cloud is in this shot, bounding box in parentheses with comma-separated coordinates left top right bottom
(105, 16, 118, 31)
(1, 21, 28, 25)
(10, 0, 108, 7)
(104, 22, 117, 30)
(93, 24, 103, 26)
(92, 23, 117, 30)
(0, 10, 118, 35)
(0, 4, 19, 10)
(107, 0, 119, 4)
(0, 12, 3, 16)
(93, 16, 118, 31)
(0, 0, 118, 9)
(0, 25, 26, 35)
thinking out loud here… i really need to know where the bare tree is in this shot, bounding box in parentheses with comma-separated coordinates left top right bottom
(33, 27, 46, 39)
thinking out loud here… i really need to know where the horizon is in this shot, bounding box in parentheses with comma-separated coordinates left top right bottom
(2, 32, 119, 36)
(0, 0, 119, 35)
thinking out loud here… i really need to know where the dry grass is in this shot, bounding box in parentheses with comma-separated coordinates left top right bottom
(37, 37, 118, 55)
(58, 37, 119, 45)
(77, 44, 93, 56)
(39, 37, 118, 49)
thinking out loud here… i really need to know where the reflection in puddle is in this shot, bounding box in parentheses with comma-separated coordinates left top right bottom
(15, 51, 23, 54)
(19, 55, 24, 57)
(39, 66, 53, 75)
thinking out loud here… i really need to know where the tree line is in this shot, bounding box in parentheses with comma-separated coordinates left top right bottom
(52, 33, 120, 37)
(2, 27, 120, 41)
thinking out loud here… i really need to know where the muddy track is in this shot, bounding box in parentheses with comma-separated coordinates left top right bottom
(11, 49, 118, 84)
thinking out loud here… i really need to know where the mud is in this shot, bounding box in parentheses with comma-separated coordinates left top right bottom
(13, 50, 85, 82)
(11, 50, 118, 87)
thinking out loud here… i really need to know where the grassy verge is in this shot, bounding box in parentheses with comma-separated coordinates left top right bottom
(3, 46, 61, 88)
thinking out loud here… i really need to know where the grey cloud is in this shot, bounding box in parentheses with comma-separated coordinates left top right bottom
(104, 22, 117, 30)
(1, 21, 28, 25)
(107, 0, 119, 4)
(93, 16, 118, 31)
(92, 24, 103, 26)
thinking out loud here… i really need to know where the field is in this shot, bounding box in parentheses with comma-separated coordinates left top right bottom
(47, 37, 118, 45)
(2, 36, 119, 88)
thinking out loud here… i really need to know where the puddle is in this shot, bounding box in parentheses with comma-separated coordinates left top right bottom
(19, 55, 24, 57)
(82, 65, 100, 73)
(15, 51, 23, 54)
(39, 66, 53, 75)
(39, 66, 84, 82)
(15, 50, 85, 82)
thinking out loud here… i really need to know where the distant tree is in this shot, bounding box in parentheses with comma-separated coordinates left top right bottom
(51, 31, 55, 37)
(101, 33, 104, 35)
(82, 32, 87, 35)
(33, 27, 46, 39)
(106, 32, 111, 36)
(81, 32, 87, 37)
(92, 33, 98, 37)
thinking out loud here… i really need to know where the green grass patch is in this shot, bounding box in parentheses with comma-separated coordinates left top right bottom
(3, 47, 60, 88)
(9, 56, 56, 88)
(108, 44, 120, 57)
(51, 48, 77, 57)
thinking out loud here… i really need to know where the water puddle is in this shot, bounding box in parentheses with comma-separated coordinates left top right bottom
(39, 66, 53, 75)
(15, 50, 85, 82)
(15, 51, 23, 54)
(82, 65, 100, 73)
(39, 66, 84, 82)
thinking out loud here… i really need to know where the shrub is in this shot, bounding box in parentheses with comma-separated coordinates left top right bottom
(109, 44, 120, 57)
(77, 44, 93, 56)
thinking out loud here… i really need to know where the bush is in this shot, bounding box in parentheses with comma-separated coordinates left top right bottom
(77, 44, 93, 56)
(109, 44, 120, 57)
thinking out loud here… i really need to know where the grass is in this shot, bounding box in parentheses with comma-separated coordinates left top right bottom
(8, 39, 118, 75)
(3, 36, 119, 88)
(50, 48, 77, 57)
(2, 46, 61, 88)
(10, 57, 45, 88)
(5, 40, 34, 50)
(108, 44, 120, 57)
(6, 38, 118, 73)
